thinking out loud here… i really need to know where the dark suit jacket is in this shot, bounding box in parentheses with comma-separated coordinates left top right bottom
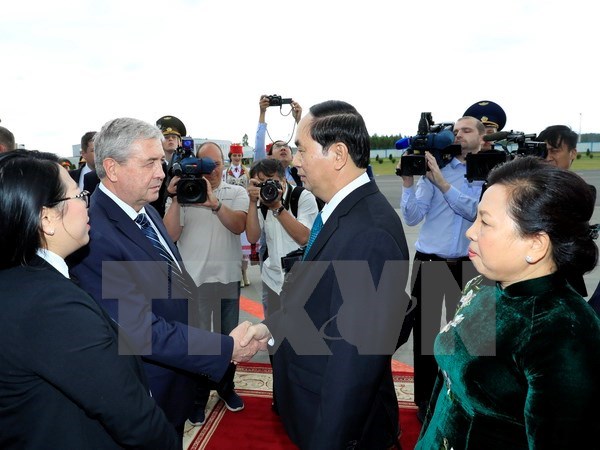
(69, 187, 234, 427)
(0, 257, 178, 449)
(267, 179, 413, 450)
(69, 166, 100, 194)
(83, 170, 100, 194)
(69, 166, 84, 184)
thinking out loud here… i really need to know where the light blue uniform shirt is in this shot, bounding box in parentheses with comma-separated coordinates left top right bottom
(254, 122, 296, 185)
(254, 122, 267, 161)
(400, 158, 483, 259)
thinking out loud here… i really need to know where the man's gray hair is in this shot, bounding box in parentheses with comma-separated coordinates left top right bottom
(94, 117, 163, 179)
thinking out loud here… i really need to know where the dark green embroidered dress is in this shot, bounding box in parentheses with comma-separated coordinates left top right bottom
(416, 274, 600, 449)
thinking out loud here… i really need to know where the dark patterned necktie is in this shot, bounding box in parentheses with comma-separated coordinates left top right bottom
(135, 213, 192, 297)
(303, 211, 323, 260)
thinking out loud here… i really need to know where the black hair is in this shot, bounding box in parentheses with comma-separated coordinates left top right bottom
(0, 150, 65, 269)
(487, 156, 598, 277)
(80, 131, 97, 152)
(538, 125, 578, 150)
(250, 158, 285, 180)
(266, 140, 289, 157)
(308, 100, 370, 169)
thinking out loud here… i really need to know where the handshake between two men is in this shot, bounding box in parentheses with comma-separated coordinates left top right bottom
(229, 322, 271, 363)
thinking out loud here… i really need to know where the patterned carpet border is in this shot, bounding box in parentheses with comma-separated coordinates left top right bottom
(184, 362, 415, 449)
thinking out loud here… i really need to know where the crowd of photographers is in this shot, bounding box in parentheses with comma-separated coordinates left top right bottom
(0, 96, 599, 448)
(396, 103, 599, 420)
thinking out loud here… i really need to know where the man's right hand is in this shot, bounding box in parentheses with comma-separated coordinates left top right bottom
(241, 323, 271, 348)
(166, 176, 180, 197)
(247, 178, 261, 203)
(291, 101, 302, 124)
(259, 95, 270, 114)
(424, 151, 451, 193)
(229, 321, 265, 363)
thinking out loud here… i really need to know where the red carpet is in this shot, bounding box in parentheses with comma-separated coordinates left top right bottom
(185, 363, 420, 450)
(240, 295, 265, 321)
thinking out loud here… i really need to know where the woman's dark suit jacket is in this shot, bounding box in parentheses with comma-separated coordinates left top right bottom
(0, 256, 178, 449)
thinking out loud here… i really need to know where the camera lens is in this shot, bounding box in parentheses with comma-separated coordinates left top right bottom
(177, 178, 207, 204)
(181, 180, 200, 196)
(260, 182, 279, 203)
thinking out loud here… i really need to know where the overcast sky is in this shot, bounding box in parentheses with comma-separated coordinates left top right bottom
(1, 0, 598, 156)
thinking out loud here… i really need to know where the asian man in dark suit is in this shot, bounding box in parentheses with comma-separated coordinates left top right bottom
(68, 117, 262, 433)
(242, 100, 414, 449)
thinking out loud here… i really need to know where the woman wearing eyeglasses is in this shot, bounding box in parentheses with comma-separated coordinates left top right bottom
(0, 151, 179, 449)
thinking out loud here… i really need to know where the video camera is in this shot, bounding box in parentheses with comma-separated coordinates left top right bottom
(267, 95, 293, 107)
(395, 113, 461, 177)
(257, 179, 282, 203)
(465, 131, 548, 182)
(169, 137, 216, 204)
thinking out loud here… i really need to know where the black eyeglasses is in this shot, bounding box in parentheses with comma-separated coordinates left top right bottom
(48, 190, 90, 208)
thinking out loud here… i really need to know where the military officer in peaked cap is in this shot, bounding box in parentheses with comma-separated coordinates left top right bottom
(157, 115, 187, 136)
(152, 115, 188, 216)
(464, 100, 506, 151)
(156, 115, 187, 164)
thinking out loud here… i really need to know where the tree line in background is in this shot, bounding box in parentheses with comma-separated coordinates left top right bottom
(581, 133, 600, 143)
(370, 134, 403, 150)
(369, 133, 600, 149)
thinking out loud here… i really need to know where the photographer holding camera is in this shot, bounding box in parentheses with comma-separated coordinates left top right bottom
(163, 141, 250, 426)
(255, 94, 303, 185)
(253, 95, 304, 315)
(246, 159, 319, 318)
(399, 115, 485, 422)
(538, 124, 578, 170)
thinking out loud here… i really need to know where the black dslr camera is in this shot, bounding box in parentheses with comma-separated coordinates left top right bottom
(169, 137, 216, 204)
(396, 113, 460, 177)
(257, 179, 282, 203)
(267, 94, 293, 107)
(465, 131, 548, 182)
